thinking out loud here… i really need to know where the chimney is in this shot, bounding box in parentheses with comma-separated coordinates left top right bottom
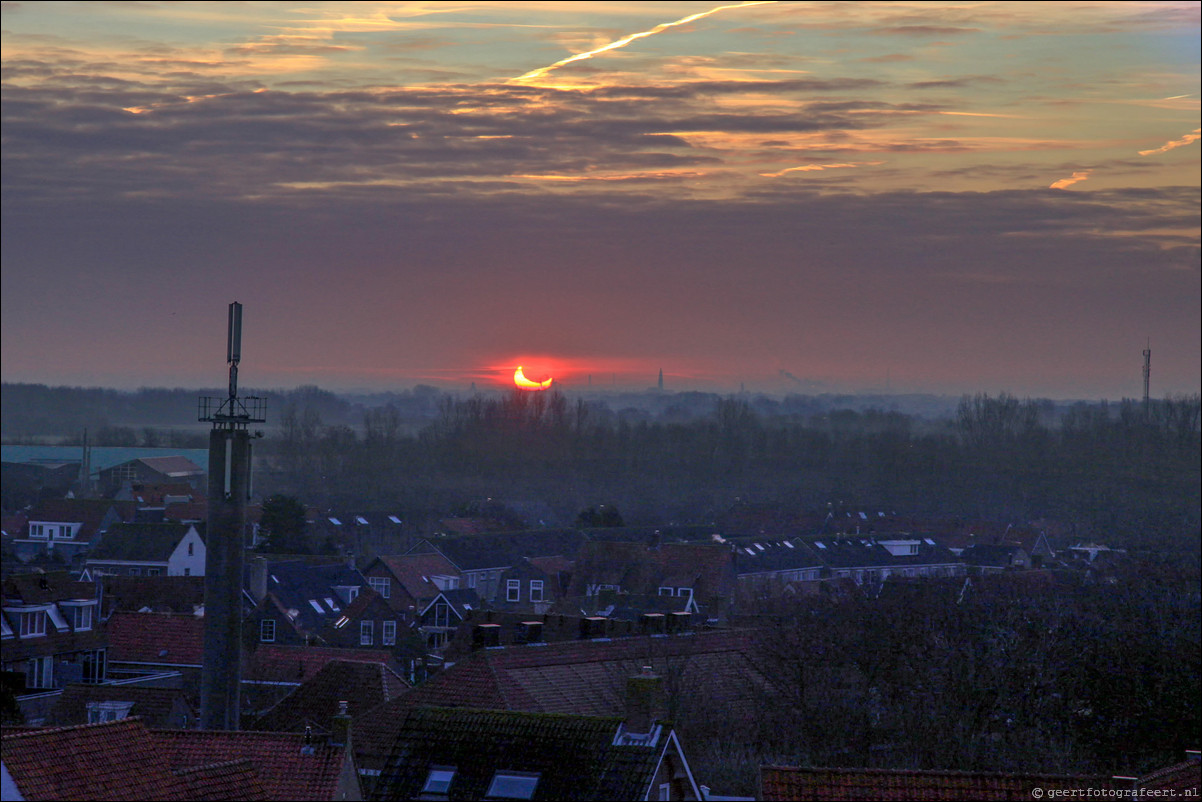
(330, 699, 350, 748)
(250, 556, 268, 603)
(624, 666, 665, 734)
(301, 725, 316, 756)
(472, 623, 501, 649)
(640, 613, 666, 635)
(515, 621, 543, 644)
(579, 616, 606, 639)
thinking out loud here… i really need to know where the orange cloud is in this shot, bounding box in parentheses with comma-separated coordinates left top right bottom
(1138, 128, 1202, 156)
(1049, 170, 1091, 190)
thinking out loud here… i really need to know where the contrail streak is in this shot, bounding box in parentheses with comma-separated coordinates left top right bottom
(510, 1, 777, 84)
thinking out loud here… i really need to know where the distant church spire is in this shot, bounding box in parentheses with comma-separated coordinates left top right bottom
(657, 369, 664, 391)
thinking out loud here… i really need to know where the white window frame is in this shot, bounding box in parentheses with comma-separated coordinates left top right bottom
(369, 576, 391, 599)
(74, 605, 93, 631)
(506, 579, 520, 602)
(360, 620, 373, 646)
(26, 656, 52, 689)
(260, 619, 276, 643)
(30, 524, 47, 539)
(20, 610, 47, 637)
(659, 781, 672, 800)
(433, 601, 450, 628)
(529, 580, 544, 603)
(658, 587, 674, 596)
(382, 619, 397, 646)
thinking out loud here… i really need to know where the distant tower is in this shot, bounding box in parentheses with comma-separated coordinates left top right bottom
(657, 369, 664, 392)
(78, 428, 92, 498)
(198, 302, 265, 731)
(1142, 342, 1151, 419)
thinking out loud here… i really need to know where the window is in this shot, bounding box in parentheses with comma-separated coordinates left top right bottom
(128, 567, 141, 576)
(54, 525, 75, 540)
(26, 656, 52, 690)
(30, 524, 46, 539)
(360, 620, 373, 646)
(73, 606, 93, 631)
(422, 768, 455, 795)
(529, 580, 544, 603)
(260, 619, 276, 643)
(183, 567, 191, 576)
(369, 576, 391, 599)
(187, 541, 194, 556)
(383, 619, 397, 646)
(658, 587, 674, 596)
(468, 573, 477, 589)
(147, 568, 160, 576)
(659, 781, 672, 801)
(677, 587, 692, 599)
(87, 701, 132, 724)
(20, 610, 47, 637)
(506, 579, 520, 603)
(433, 601, 450, 628)
(486, 771, 540, 800)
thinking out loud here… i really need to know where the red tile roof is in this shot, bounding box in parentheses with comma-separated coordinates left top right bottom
(1, 718, 186, 801)
(174, 758, 270, 801)
(151, 728, 351, 801)
(106, 610, 205, 666)
(760, 765, 1120, 801)
(249, 643, 395, 684)
(254, 658, 409, 734)
(1139, 758, 1201, 793)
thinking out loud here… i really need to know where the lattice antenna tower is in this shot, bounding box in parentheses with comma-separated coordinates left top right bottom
(1142, 341, 1151, 420)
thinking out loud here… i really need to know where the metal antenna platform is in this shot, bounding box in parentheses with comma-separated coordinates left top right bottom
(198, 302, 266, 429)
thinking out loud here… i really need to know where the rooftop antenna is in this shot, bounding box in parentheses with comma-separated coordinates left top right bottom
(198, 302, 265, 731)
(1142, 340, 1151, 420)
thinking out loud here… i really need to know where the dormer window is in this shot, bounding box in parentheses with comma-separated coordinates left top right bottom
(74, 605, 92, 631)
(260, 619, 276, 643)
(422, 767, 455, 795)
(506, 579, 520, 603)
(30, 524, 47, 539)
(19, 610, 47, 637)
(486, 771, 540, 800)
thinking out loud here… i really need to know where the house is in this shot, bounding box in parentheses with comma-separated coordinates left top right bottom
(961, 543, 1031, 573)
(242, 644, 400, 715)
(733, 538, 826, 605)
(1, 718, 192, 801)
(245, 558, 368, 644)
(97, 455, 205, 495)
(0, 571, 106, 707)
(0, 716, 361, 801)
(99, 574, 206, 617)
(569, 540, 736, 617)
(806, 536, 965, 585)
(759, 765, 1120, 801)
(370, 702, 701, 801)
(11, 498, 136, 564)
(359, 553, 463, 623)
(415, 589, 484, 650)
(82, 522, 206, 578)
(252, 658, 410, 737)
(319, 588, 407, 651)
(353, 629, 770, 782)
(105, 610, 204, 686)
(410, 529, 586, 603)
(46, 682, 197, 728)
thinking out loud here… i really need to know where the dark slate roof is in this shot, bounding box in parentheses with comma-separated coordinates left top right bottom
(372, 707, 664, 802)
(123, 455, 205, 478)
(248, 644, 396, 684)
(253, 658, 410, 734)
(22, 498, 136, 537)
(371, 553, 462, 602)
(760, 765, 1120, 801)
(961, 543, 1025, 567)
(89, 522, 197, 562)
(421, 529, 587, 572)
(806, 537, 960, 569)
(46, 684, 195, 728)
(732, 538, 824, 576)
(259, 559, 366, 634)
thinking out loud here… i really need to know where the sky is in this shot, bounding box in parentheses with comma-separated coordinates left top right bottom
(1, 1, 1199, 399)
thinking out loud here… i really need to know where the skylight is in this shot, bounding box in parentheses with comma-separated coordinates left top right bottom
(308, 600, 324, 614)
(323, 597, 340, 612)
(783, 541, 795, 549)
(388, 516, 402, 524)
(744, 548, 756, 556)
(356, 516, 368, 525)
(925, 538, 936, 545)
(815, 542, 826, 549)
(422, 768, 455, 795)
(486, 772, 540, 800)
(328, 517, 342, 526)
(754, 543, 765, 551)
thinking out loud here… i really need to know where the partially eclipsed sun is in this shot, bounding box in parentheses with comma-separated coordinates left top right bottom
(514, 366, 553, 390)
